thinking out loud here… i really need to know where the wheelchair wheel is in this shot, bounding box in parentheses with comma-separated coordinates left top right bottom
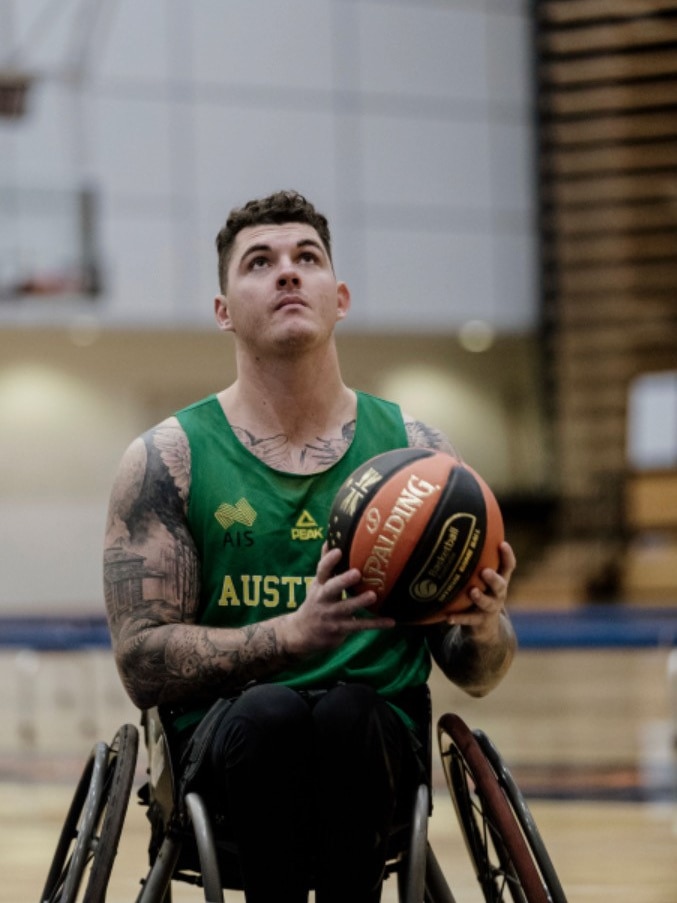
(438, 714, 565, 903)
(40, 723, 139, 903)
(473, 730, 566, 903)
(396, 783, 430, 903)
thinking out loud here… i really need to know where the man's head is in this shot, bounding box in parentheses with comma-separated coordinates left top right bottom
(216, 190, 332, 292)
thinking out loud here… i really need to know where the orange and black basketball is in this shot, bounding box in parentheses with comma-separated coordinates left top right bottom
(327, 447, 504, 624)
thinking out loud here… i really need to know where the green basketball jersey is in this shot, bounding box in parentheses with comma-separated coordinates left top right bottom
(174, 390, 432, 724)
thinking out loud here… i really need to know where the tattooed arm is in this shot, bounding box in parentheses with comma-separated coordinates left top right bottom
(404, 414, 517, 695)
(404, 415, 461, 457)
(424, 542, 517, 697)
(104, 417, 389, 710)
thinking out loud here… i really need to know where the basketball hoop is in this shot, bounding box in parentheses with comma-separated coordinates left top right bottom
(0, 70, 33, 118)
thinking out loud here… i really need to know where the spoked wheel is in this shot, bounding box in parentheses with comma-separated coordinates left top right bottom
(437, 714, 566, 903)
(40, 723, 139, 903)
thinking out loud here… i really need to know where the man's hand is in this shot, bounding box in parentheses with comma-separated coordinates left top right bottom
(278, 546, 396, 656)
(442, 541, 517, 642)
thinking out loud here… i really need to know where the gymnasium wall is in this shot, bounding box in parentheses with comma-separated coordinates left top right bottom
(1, 0, 534, 332)
(0, 0, 541, 616)
(0, 327, 548, 615)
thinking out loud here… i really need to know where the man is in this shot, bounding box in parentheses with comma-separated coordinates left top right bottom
(104, 190, 517, 903)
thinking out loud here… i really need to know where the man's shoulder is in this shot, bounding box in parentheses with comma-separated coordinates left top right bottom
(175, 393, 219, 420)
(401, 413, 459, 456)
(355, 392, 457, 456)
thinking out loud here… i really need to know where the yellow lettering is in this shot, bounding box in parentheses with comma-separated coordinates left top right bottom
(459, 548, 474, 571)
(362, 557, 386, 592)
(263, 575, 280, 608)
(241, 574, 261, 607)
(218, 575, 241, 606)
(218, 574, 314, 609)
(280, 576, 303, 609)
(290, 527, 324, 541)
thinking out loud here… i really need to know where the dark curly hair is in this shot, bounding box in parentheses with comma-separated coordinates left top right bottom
(215, 190, 333, 291)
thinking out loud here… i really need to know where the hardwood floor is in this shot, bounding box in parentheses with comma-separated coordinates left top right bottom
(0, 646, 675, 902)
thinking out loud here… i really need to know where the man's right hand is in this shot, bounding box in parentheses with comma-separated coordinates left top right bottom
(278, 546, 396, 656)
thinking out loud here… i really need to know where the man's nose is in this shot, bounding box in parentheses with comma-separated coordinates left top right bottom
(277, 268, 300, 288)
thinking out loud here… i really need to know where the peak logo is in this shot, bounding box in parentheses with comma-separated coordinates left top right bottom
(214, 498, 257, 531)
(291, 510, 324, 541)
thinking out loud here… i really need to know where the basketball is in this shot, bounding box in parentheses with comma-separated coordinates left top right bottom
(327, 447, 504, 624)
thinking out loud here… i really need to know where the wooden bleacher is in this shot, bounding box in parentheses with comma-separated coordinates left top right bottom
(532, 0, 677, 606)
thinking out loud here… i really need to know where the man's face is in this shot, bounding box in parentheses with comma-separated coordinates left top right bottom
(214, 222, 350, 353)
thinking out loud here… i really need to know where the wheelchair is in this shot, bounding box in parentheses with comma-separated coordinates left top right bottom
(40, 693, 568, 903)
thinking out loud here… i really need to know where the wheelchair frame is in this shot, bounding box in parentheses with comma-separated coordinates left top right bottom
(40, 708, 567, 903)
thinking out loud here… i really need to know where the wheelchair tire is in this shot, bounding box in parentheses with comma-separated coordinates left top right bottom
(40, 723, 139, 903)
(473, 730, 567, 903)
(437, 714, 562, 903)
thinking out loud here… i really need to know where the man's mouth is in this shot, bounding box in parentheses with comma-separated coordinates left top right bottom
(275, 294, 306, 310)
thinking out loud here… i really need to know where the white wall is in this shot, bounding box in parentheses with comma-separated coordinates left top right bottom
(0, 0, 535, 332)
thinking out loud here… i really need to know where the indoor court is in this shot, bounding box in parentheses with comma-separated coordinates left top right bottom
(2, 1, 677, 901)
(0, 618, 675, 902)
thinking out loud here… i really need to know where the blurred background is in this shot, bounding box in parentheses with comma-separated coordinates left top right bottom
(0, 1, 676, 901)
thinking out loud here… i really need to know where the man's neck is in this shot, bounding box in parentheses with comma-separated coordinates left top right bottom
(217, 348, 356, 473)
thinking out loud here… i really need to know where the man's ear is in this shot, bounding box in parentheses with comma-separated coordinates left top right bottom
(336, 281, 351, 321)
(214, 294, 234, 332)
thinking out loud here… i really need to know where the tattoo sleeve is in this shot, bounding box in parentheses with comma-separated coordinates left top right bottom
(103, 419, 298, 710)
(405, 418, 460, 458)
(425, 616, 516, 697)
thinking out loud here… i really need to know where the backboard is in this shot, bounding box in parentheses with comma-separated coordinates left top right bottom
(0, 184, 102, 303)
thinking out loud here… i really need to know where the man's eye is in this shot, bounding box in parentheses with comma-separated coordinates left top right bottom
(299, 251, 318, 263)
(249, 256, 269, 269)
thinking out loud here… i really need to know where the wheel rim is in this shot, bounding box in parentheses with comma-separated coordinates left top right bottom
(437, 714, 551, 903)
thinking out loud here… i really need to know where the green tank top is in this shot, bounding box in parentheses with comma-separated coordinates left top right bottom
(175, 390, 431, 723)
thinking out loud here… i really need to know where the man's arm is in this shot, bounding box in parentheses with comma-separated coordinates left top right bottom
(404, 415, 460, 457)
(424, 542, 517, 697)
(103, 418, 299, 709)
(104, 418, 392, 711)
(404, 414, 517, 695)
